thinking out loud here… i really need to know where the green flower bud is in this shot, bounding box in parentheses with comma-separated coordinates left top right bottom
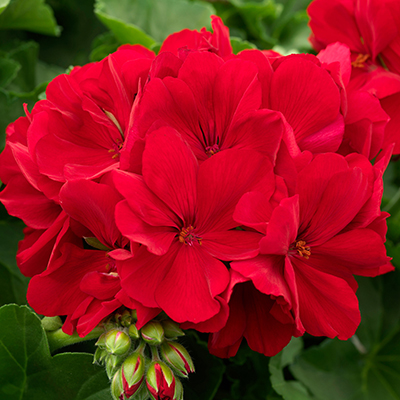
(106, 354, 124, 379)
(105, 329, 131, 355)
(111, 369, 124, 400)
(121, 353, 145, 398)
(41, 316, 63, 332)
(161, 320, 185, 339)
(160, 341, 195, 378)
(128, 324, 140, 340)
(140, 321, 164, 345)
(131, 309, 137, 322)
(95, 332, 107, 349)
(120, 310, 132, 327)
(93, 347, 108, 365)
(174, 378, 184, 400)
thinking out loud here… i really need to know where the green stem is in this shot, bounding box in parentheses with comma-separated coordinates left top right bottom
(150, 345, 161, 361)
(47, 326, 104, 353)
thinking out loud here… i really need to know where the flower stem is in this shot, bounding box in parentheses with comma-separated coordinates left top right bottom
(47, 326, 104, 353)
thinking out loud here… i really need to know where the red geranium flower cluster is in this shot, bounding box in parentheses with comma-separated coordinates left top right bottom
(0, 13, 395, 358)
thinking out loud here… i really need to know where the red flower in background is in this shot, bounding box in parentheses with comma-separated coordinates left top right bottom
(308, 0, 400, 155)
(308, 0, 400, 75)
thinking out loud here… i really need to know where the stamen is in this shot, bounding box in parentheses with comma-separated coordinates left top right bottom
(351, 53, 370, 68)
(205, 144, 220, 157)
(295, 240, 311, 259)
(179, 226, 202, 246)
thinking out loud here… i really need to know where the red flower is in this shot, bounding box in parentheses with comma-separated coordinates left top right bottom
(308, 0, 400, 75)
(233, 153, 392, 339)
(27, 177, 157, 336)
(113, 128, 275, 327)
(134, 51, 284, 164)
(208, 270, 296, 358)
(317, 42, 390, 159)
(160, 15, 232, 59)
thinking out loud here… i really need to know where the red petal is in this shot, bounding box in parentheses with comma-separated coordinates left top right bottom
(270, 56, 341, 143)
(291, 257, 360, 339)
(142, 128, 198, 223)
(155, 243, 229, 323)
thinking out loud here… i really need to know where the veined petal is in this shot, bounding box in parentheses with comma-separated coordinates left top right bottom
(142, 128, 198, 224)
(201, 230, 261, 261)
(313, 228, 391, 277)
(291, 257, 360, 339)
(196, 149, 274, 233)
(115, 201, 176, 256)
(155, 243, 230, 323)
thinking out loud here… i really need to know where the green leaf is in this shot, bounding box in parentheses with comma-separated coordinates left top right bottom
(0, 84, 46, 151)
(269, 337, 315, 400)
(0, 263, 29, 306)
(290, 269, 400, 400)
(0, 56, 20, 87)
(181, 332, 225, 400)
(94, 0, 215, 47)
(90, 31, 119, 62)
(230, 36, 257, 53)
(1, 40, 39, 92)
(0, 0, 60, 36)
(0, 304, 110, 400)
(0, 0, 10, 15)
(0, 220, 24, 275)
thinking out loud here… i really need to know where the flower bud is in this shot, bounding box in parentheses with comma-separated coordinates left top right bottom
(106, 354, 124, 379)
(121, 353, 145, 398)
(93, 347, 108, 365)
(120, 310, 132, 327)
(146, 361, 176, 400)
(140, 321, 164, 345)
(128, 324, 140, 340)
(95, 332, 107, 349)
(174, 378, 184, 400)
(41, 316, 63, 331)
(161, 320, 185, 339)
(111, 369, 124, 400)
(105, 329, 131, 355)
(160, 341, 195, 378)
(131, 309, 137, 322)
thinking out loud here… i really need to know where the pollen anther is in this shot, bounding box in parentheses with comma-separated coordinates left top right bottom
(179, 225, 202, 246)
(351, 53, 370, 68)
(295, 240, 311, 259)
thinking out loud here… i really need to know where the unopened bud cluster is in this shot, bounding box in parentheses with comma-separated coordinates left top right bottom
(94, 310, 194, 400)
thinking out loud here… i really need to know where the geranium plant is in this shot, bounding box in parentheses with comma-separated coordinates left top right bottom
(0, 0, 399, 399)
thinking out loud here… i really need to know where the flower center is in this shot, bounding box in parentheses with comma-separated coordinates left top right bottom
(178, 226, 202, 246)
(351, 53, 370, 68)
(295, 240, 311, 259)
(108, 139, 123, 159)
(205, 144, 220, 157)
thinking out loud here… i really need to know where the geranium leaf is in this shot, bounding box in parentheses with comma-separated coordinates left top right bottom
(94, 0, 215, 47)
(0, 304, 110, 400)
(0, 57, 20, 88)
(0, 0, 60, 36)
(0, 263, 28, 306)
(230, 37, 257, 54)
(0, 0, 10, 15)
(269, 337, 315, 400)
